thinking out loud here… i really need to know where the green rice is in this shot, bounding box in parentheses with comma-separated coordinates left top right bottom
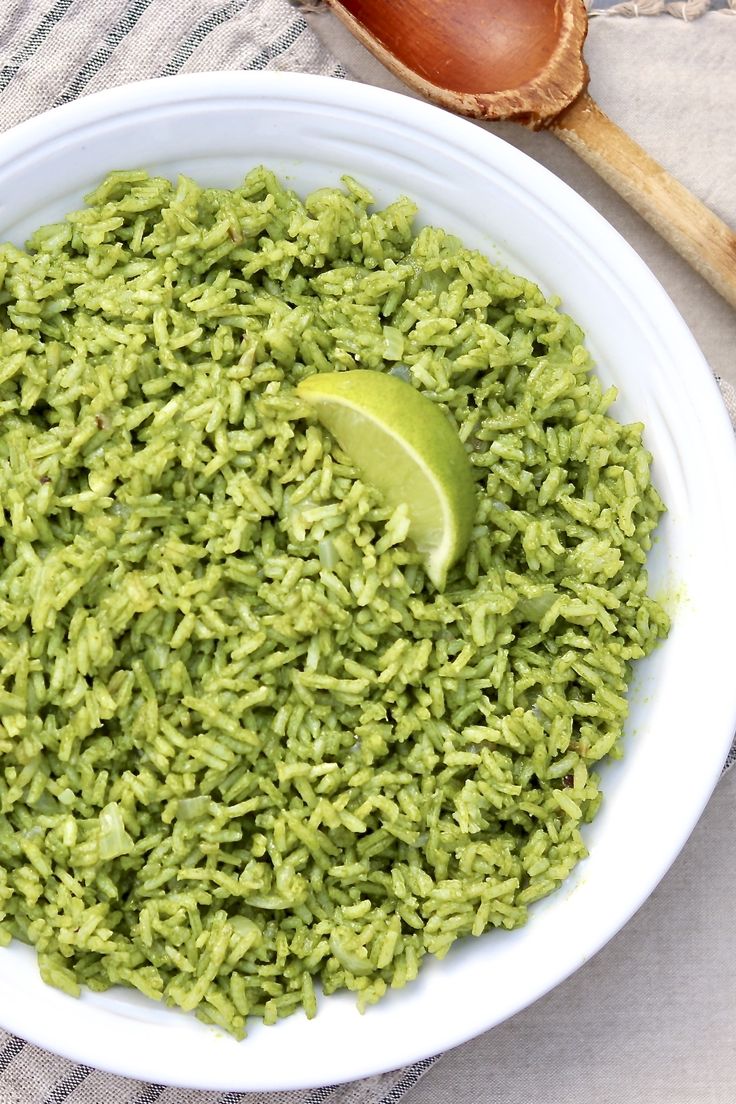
(0, 167, 669, 1036)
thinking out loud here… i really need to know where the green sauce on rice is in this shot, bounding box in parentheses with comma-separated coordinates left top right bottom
(0, 168, 669, 1036)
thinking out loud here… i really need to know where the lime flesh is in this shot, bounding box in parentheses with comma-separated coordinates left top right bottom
(296, 370, 476, 589)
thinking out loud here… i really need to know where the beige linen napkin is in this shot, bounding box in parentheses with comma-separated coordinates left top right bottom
(0, 4, 735, 1103)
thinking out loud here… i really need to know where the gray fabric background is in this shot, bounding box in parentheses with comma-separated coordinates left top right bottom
(0, 3, 735, 1101)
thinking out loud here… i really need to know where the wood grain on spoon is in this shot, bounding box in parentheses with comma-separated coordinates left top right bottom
(325, 0, 736, 310)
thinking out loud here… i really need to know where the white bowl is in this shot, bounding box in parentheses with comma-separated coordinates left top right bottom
(0, 72, 734, 1092)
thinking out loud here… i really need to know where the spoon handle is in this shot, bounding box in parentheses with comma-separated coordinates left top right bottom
(552, 92, 736, 310)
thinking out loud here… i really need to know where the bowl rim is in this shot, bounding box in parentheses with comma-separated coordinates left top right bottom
(0, 69, 735, 1091)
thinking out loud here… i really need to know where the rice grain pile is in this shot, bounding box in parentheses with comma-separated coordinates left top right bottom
(0, 169, 670, 1036)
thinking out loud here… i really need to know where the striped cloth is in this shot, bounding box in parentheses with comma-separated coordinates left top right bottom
(0, 2, 734, 1102)
(0, 0, 346, 133)
(0, 1029, 435, 1104)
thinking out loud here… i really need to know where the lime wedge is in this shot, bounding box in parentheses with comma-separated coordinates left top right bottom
(296, 370, 476, 589)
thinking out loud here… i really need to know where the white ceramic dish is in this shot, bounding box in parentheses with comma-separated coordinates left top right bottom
(0, 72, 734, 1092)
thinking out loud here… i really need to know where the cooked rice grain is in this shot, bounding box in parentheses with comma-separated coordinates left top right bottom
(0, 168, 669, 1036)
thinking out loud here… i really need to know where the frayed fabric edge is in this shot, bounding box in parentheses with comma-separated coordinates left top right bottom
(588, 0, 736, 19)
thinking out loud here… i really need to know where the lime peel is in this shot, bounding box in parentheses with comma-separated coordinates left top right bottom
(296, 369, 477, 589)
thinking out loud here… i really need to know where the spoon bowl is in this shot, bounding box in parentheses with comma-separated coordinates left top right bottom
(328, 0, 588, 122)
(336, 0, 581, 99)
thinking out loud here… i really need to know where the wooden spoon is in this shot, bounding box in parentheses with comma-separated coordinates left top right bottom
(323, 0, 736, 310)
